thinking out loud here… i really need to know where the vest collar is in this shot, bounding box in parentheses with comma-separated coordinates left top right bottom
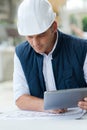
(52, 30, 63, 59)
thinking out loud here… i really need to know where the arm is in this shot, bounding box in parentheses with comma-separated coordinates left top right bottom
(13, 53, 66, 113)
(16, 94, 66, 113)
(16, 94, 44, 111)
(13, 53, 44, 111)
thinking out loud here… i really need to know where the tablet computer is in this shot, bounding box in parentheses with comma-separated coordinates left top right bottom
(44, 88, 87, 110)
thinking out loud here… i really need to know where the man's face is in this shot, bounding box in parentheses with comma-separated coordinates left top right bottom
(26, 22, 57, 54)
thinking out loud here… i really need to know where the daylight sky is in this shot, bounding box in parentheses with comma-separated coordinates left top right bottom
(66, 0, 85, 10)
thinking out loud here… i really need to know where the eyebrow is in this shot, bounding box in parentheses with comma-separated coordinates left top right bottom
(40, 32, 46, 35)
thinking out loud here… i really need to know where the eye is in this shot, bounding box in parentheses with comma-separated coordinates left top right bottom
(39, 33, 46, 38)
(28, 36, 33, 39)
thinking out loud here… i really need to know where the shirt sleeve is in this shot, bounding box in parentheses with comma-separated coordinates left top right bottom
(83, 53, 87, 83)
(13, 53, 30, 102)
(83, 32, 87, 39)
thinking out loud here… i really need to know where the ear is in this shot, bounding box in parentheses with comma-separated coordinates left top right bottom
(51, 21, 57, 33)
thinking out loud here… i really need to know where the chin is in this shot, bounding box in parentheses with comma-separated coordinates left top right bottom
(35, 50, 43, 54)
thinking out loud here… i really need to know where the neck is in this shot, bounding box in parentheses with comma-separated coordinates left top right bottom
(46, 32, 57, 55)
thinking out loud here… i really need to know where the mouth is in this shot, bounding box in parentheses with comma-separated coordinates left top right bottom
(34, 45, 42, 50)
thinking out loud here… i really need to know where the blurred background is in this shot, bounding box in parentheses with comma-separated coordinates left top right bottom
(0, 0, 87, 109)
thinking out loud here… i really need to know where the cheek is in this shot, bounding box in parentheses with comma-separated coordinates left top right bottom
(44, 35, 51, 42)
(46, 36, 52, 44)
(26, 38, 33, 45)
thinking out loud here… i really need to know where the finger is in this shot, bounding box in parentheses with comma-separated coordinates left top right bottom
(47, 109, 62, 114)
(49, 109, 62, 114)
(50, 109, 67, 114)
(78, 101, 87, 110)
(84, 97, 87, 101)
(56, 109, 64, 113)
(62, 108, 67, 112)
(78, 105, 87, 110)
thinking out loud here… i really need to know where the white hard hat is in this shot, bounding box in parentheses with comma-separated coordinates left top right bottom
(17, 0, 56, 36)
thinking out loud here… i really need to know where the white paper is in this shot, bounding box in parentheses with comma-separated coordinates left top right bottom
(0, 107, 86, 120)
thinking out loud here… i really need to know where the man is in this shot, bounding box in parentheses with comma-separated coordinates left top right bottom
(13, 0, 87, 113)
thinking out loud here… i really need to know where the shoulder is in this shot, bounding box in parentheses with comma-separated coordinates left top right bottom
(59, 30, 87, 64)
(59, 30, 87, 50)
(15, 41, 33, 58)
(16, 41, 30, 53)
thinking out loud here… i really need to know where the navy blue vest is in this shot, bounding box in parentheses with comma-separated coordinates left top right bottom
(16, 30, 87, 98)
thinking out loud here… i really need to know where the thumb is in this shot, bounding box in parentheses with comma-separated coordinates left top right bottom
(84, 97, 87, 101)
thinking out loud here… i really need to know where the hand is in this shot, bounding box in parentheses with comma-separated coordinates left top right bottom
(45, 109, 67, 114)
(78, 97, 87, 110)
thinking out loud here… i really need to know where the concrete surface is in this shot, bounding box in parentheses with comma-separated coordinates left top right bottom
(0, 80, 13, 109)
(0, 47, 14, 81)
